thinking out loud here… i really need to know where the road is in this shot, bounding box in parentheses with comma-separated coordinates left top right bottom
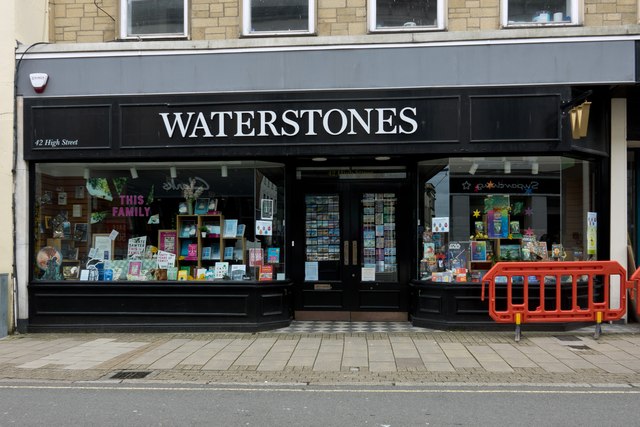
(0, 382, 637, 426)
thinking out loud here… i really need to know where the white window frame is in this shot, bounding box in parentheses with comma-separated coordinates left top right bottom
(368, 0, 445, 32)
(120, 0, 189, 40)
(501, 0, 580, 28)
(242, 0, 316, 36)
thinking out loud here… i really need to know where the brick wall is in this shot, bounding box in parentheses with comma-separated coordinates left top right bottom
(584, 0, 638, 26)
(51, 0, 117, 42)
(50, 0, 639, 43)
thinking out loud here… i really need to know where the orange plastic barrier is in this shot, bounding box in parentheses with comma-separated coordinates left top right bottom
(481, 261, 632, 340)
(628, 267, 640, 316)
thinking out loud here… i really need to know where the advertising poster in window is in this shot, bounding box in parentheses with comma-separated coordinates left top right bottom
(587, 212, 597, 255)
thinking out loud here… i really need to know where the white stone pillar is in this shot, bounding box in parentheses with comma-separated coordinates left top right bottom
(610, 98, 627, 314)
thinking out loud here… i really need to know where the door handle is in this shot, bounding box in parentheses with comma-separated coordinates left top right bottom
(352, 240, 358, 266)
(343, 240, 349, 266)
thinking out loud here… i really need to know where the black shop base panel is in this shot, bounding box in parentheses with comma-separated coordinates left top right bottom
(25, 281, 293, 333)
(409, 280, 601, 331)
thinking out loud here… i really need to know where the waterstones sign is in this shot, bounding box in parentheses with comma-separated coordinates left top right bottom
(120, 97, 459, 147)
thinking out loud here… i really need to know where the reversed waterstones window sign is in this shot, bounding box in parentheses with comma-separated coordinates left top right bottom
(159, 107, 419, 139)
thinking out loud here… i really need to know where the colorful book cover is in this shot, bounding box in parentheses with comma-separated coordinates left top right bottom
(187, 243, 198, 260)
(224, 246, 234, 260)
(267, 248, 280, 263)
(249, 248, 264, 267)
(177, 269, 188, 281)
(447, 241, 469, 270)
(500, 244, 521, 261)
(259, 265, 273, 281)
(471, 241, 487, 261)
(551, 244, 564, 259)
(230, 264, 246, 280)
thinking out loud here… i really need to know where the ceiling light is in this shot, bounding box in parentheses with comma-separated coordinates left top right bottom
(469, 162, 478, 175)
(532, 162, 539, 175)
(504, 160, 511, 174)
(221, 165, 228, 177)
(375, 156, 390, 161)
(170, 166, 177, 178)
(130, 167, 138, 179)
(83, 168, 90, 180)
(312, 157, 327, 162)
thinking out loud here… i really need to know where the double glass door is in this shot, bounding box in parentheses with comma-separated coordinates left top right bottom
(293, 179, 409, 317)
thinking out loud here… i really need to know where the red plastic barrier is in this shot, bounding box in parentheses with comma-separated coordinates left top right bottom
(481, 261, 631, 326)
(628, 267, 640, 316)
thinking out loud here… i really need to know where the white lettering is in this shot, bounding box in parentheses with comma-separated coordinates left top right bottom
(348, 108, 372, 135)
(299, 110, 323, 135)
(235, 111, 255, 136)
(258, 110, 280, 137)
(210, 111, 233, 137)
(323, 109, 348, 136)
(189, 112, 213, 138)
(160, 112, 194, 138)
(376, 108, 397, 134)
(398, 107, 418, 135)
(281, 110, 300, 136)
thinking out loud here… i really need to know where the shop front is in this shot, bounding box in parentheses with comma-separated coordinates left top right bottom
(18, 83, 611, 331)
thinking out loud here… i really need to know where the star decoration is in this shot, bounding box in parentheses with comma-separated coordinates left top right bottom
(524, 207, 533, 216)
(472, 209, 481, 218)
(474, 184, 480, 193)
(486, 181, 495, 189)
(462, 181, 471, 190)
(524, 188, 533, 195)
(524, 227, 535, 236)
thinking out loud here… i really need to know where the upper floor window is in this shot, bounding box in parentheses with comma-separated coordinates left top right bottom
(369, 0, 444, 32)
(502, 0, 579, 27)
(242, 0, 315, 36)
(120, 0, 188, 39)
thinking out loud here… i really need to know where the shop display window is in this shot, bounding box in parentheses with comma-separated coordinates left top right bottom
(242, 0, 315, 35)
(369, 0, 444, 31)
(417, 156, 597, 282)
(502, 0, 579, 26)
(33, 162, 285, 283)
(120, 0, 188, 39)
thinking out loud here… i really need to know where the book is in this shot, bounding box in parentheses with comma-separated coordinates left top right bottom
(447, 241, 470, 270)
(202, 246, 212, 260)
(249, 248, 264, 267)
(224, 246, 234, 260)
(187, 243, 198, 260)
(230, 264, 246, 281)
(471, 241, 487, 261)
(509, 221, 521, 236)
(177, 269, 188, 281)
(500, 244, 521, 261)
(259, 265, 273, 281)
(551, 244, 564, 260)
(223, 219, 238, 238)
(214, 262, 229, 278)
(267, 247, 280, 263)
(236, 224, 245, 237)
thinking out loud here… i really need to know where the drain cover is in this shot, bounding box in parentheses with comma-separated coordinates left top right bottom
(110, 371, 152, 379)
(568, 345, 591, 350)
(554, 335, 581, 342)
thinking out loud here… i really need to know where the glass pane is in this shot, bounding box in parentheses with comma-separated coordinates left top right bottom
(507, 0, 571, 24)
(250, 0, 309, 32)
(376, 0, 438, 28)
(128, 0, 185, 36)
(361, 193, 397, 282)
(305, 195, 340, 262)
(33, 162, 285, 282)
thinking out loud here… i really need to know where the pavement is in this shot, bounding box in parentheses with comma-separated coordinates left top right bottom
(1, 322, 640, 387)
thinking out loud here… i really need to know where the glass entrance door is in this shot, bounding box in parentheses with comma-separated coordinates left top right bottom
(293, 178, 408, 319)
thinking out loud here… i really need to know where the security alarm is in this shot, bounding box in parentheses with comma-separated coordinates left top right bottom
(29, 73, 49, 93)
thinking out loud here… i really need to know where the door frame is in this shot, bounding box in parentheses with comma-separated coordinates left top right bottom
(291, 167, 412, 320)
